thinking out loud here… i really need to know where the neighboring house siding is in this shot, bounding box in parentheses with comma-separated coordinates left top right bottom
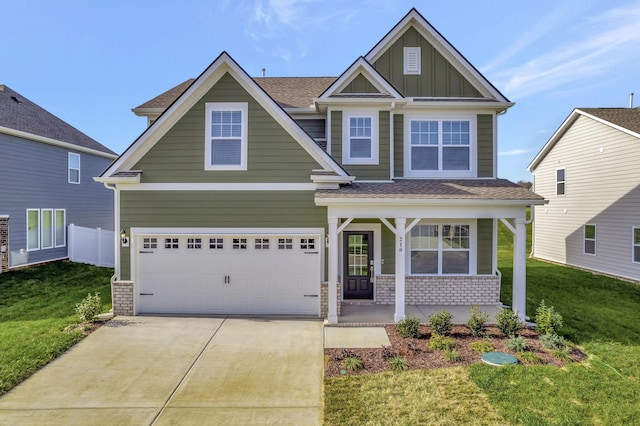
(0, 133, 113, 268)
(477, 219, 493, 274)
(119, 190, 326, 279)
(133, 73, 323, 183)
(393, 114, 404, 177)
(330, 110, 391, 180)
(295, 119, 326, 140)
(340, 74, 381, 94)
(477, 114, 494, 177)
(373, 26, 482, 98)
(532, 115, 640, 280)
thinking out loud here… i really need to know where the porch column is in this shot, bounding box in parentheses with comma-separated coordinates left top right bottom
(328, 216, 339, 324)
(513, 217, 527, 321)
(394, 218, 406, 322)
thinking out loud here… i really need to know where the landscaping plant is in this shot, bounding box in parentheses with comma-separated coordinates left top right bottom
(75, 292, 103, 322)
(397, 316, 421, 338)
(495, 308, 522, 337)
(443, 348, 461, 363)
(540, 333, 567, 350)
(535, 299, 563, 335)
(466, 305, 489, 337)
(342, 356, 364, 372)
(506, 335, 529, 352)
(428, 334, 454, 351)
(428, 310, 453, 336)
(516, 351, 544, 365)
(389, 355, 409, 371)
(469, 341, 495, 353)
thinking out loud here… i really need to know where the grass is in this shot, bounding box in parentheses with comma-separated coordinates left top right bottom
(325, 220, 640, 425)
(0, 261, 112, 395)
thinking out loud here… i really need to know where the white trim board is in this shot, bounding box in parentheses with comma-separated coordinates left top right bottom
(118, 183, 318, 191)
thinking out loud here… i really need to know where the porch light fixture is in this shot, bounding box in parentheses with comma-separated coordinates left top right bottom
(120, 229, 129, 247)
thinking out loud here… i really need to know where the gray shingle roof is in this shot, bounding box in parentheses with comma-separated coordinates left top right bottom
(316, 179, 544, 201)
(0, 85, 116, 155)
(579, 107, 640, 135)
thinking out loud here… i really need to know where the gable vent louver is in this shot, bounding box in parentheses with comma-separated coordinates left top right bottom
(404, 47, 421, 75)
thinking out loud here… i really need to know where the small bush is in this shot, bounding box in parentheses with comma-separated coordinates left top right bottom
(495, 309, 522, 337)
(334, 348, 357, 361)
(429, 334, 454, 351)
(535, 300, 563, 335)
(75, 292, 102, 322)
(381, 345, 395, 360)
(506, 335, 529, 352)
(443, 348, 461, 363)
(469, 341, 495, 353)
(517, 352, 544, 365)
(553, 349, 573, 363)
(466, 305, 489, 337)
(342, 356, 364, 372)
(389, 355, 409, 371)
(429, 310, 453, 336)
(540, 333, 566, 350)
(397, 316, 421, 338)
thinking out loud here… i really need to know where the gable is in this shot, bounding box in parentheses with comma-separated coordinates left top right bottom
(372, 26, 482, 98)
(133, 73, 325, 184)
(338, 73, 382, 94)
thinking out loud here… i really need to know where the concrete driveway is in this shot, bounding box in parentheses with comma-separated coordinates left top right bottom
(0, 316, 324, 425)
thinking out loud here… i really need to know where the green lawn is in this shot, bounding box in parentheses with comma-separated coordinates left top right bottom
(0, 261, 112, 395)
(325, 221, 640, 425)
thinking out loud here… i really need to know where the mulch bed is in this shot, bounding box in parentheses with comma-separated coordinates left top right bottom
(325, 325, 586, 377)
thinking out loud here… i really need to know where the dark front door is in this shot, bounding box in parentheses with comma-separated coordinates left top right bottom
(343, 231, 374, 299)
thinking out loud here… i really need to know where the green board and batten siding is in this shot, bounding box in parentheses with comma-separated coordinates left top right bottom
(477, 115, 494, 177)
(133, 73, 323, 183)
(373, 27, 482, 98)
(339, 74, 381, 94)
(331, 110, 391, 180)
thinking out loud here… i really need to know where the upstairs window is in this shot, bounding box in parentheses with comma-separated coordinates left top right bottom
(556, 168, 566, 195)
(342, 111, 379, 165)
(68, 153, 80, 184)
(633, 228, 640, 263)
(205, 103, 248, 170)
(404, 47, 421, 75)
(584, 224, 596, 255)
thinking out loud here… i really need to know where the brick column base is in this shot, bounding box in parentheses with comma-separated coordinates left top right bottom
(112, 281, 134, 316)
(321, 282, 341, 319)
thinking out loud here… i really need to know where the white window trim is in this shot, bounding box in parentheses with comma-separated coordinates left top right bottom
(68, 152, 80, 184)
(404, 47, 421, 75)
(41, 209, 54, 250)
(633, 227, 640, 264)
(342, 110, 379, 165)
(204, 102, 248, 171)
(556, 167, 566, 196)
(54, 209, 66, 248)
(26, 209, 40, 252)
(403, 114, 477, 178)
(407, 220, 477, 275)
(584, 224, 596, 256)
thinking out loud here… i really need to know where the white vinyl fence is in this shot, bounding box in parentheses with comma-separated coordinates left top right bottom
(68, 224, 114, 268)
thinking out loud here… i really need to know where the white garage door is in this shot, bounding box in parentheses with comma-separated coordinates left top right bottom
(136, 234, 321, 315)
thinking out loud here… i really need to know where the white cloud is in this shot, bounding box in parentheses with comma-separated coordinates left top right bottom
(498, 149, 533, 156)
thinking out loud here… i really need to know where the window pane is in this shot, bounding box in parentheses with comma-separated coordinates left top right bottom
(585, 240, 595, 255)
(69, 169, 80, 183)
(211, 139, 241, 165)
(442, 225, 469, 249)
(411, 225, 438, 249)
(411, 120, 438, 145)
(557, 182, 565, 195)
(411, 251, 438, 273)
(27, 210, 39, 250)
(350, 139, 371, 158)
(442, 121, 469, 145)
(585, 225, 596, 240)
(635, 228, 640, 245)
(443, 147, 470, 170)
(42, 210, 53, 248)
(411, 146, 437, 170)
(635, 246, 640, 263)
(443, 251, 469, 273)
(55, 210, 65, 247)
(556, 169, 565, 182)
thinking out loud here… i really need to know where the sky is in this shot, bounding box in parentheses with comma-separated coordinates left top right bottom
(2, 0, 640, 182)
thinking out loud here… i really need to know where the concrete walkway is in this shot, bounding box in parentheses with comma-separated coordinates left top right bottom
(0, 316, 324, 426)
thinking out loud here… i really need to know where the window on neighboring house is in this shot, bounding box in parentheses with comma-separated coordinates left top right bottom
(342, 112, 379, 164)
(406, 117, 474, 177)
(584, 224, 596, 255)
(187, 238, 202, 249)
(27, 209, 40, 251)
(205, 102, 248, 170)
(54, 209, 66, 247)
(41, 209, 53, 249)
(68, 153, 80, 184)
(410, 224, 470, 274)
(556, 168, 565, 195)
(255, 238, 270, 249)
(633, 228, 640, 263)
(404, 47, 421, 75)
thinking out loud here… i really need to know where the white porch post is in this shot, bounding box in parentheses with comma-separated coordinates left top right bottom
(513, 217, 527, 321)
(328, 216, 339, 324)
(394, 217, 406, 322)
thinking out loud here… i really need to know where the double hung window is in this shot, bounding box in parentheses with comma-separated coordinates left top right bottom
(556, 168, 566, 195)
(205, 103, 248, 170)
(68, 153, 80, 184)
(633, 228, 640, 263)
(342, 111, 378, 165)
(584, 224, 596, 255)
(410, 224, 471, 274)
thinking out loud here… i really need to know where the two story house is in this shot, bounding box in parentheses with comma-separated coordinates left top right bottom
(97, 9, 544, 323)
(0, 85, 117, 272)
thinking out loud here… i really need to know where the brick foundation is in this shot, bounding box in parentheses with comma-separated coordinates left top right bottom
(320, 282, 341, 318)
(375, 275, 500, 305)
(112, 281, 134, 316)
(0, 217, 8, 273)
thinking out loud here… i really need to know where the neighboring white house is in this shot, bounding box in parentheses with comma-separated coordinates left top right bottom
(528, 107, 640, 281)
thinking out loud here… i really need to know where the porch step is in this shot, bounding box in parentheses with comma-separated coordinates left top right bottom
(341, 300, 376, 305)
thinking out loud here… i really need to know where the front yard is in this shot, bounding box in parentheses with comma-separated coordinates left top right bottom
(325, 222, 640, 425)
(0, 261, 112, 395)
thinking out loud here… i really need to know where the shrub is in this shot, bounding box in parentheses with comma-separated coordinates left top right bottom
(466, 305, 489, 337)
(535, 300, 563, 335)
(429, 334, 454, 351)
(469, 341, 495, 353)
(553, 349, 573, 363)
(506, 335, 529, 352)
(389, 355, 409, 371)
(342, 356, 364, 372)
(495, 309, 522, 337)
(429, 310, 453, 336)
(540, 333, 566, 350)
(517, 352, 544, 365)
(397, 316, 421, 338)
(444, 348, 461, 363)
(381, 345, 395, 360)
(75, 292, 102, 322)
